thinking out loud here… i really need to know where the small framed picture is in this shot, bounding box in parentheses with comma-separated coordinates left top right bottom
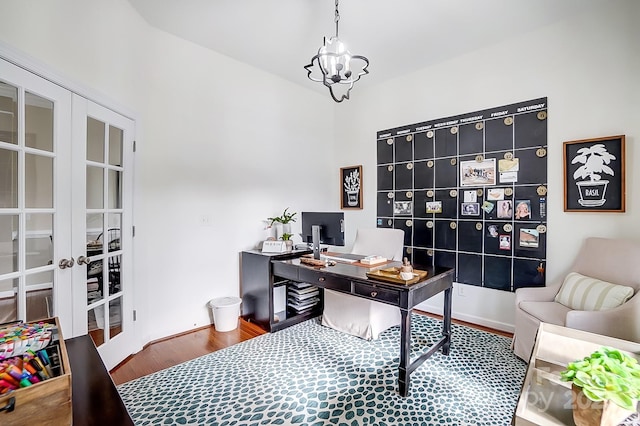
(461, 202, 480, 216)
(340, 165, 362, 209)
(519, 228, 539, 249)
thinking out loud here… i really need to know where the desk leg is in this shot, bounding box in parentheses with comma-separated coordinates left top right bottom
(398, 308, 411, 397)
(442, 287, 452, 355)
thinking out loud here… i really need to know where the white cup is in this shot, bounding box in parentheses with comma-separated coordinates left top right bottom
(400, 271, 413, 280)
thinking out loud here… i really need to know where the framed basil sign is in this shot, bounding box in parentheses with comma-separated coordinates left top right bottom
(563, 135, 625, 212)
(340, 165, 363, 209)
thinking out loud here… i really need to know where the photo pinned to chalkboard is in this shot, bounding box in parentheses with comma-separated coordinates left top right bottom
(482, 201, 495, 214)
(515, 200, 531, 220)
(460, 158, 496, 186)
(519, 228, 539, 249)
(394, 201, 413, 215)
(426, 201, 442, 214)
(497, 200, 513, 219)
(487, 188, 504, 201)
(499, 234, 511, 250)
(487, 225, 499, 238)
(461, 202, 480, 216)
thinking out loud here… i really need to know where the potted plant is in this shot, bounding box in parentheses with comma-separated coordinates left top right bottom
(281, 233, 294, 251)
(571, 144, 616, 207)
(267, 208, 297, 239)
(561, 346, 640, 426)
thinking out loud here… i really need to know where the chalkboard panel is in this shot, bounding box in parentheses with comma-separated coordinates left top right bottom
(377, 165, 393, 190)
(377, 97, 547, 292)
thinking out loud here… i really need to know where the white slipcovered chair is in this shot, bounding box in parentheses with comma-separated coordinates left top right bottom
(513, 237, 640, 361)
(321, 228, 405, 340)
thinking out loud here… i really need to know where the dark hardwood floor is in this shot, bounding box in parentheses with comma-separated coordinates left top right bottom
(110, 311, 513, 385)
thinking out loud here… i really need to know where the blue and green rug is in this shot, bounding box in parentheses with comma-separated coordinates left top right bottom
(117, 315, 526, 425)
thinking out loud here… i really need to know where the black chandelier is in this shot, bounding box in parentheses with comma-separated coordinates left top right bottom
(304, 0, 369, 102)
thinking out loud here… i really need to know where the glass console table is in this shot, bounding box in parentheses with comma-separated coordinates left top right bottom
(513, 323, 640, 425)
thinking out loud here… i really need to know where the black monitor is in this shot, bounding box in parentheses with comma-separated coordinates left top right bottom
(301, 212, 345, 259)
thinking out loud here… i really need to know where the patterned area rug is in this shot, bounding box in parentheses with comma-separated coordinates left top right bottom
(118, 315, 526, 425)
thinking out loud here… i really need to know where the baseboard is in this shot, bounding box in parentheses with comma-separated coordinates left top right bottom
(416, 306, 515, 334)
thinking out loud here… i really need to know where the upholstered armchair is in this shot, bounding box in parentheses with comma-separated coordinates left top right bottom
(321, 228, 405, 340)
(513, 237, 640, 361)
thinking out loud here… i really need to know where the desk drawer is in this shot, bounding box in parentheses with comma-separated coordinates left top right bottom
(272, 261, 299, 281)
(354, 283, 400, 304)
(298, 268, 350, 292)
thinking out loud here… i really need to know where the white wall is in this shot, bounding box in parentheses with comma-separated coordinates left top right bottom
(335, 0, 640, 331)
(0, 0, 335, 343)
(1, 0, 637, 346)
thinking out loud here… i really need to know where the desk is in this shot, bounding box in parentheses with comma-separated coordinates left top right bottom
(66, 335, 133, 425)
(240, 250, 454, 397)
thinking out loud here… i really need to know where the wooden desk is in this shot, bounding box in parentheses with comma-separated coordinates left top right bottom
(241, 250, 454, 397)
(65, 335, 133, 425)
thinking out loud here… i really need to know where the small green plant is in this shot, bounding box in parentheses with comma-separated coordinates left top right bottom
(267, 208, 297, 226)
(281, 233, 293, 241)
(560, 346, 640, 411)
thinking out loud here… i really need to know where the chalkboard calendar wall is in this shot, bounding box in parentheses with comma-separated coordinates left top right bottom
(376, 98, 548, 292)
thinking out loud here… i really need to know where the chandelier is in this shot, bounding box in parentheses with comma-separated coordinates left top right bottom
(304, 0, 369, 102)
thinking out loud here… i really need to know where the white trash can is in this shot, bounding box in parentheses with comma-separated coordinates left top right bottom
(208, 297, 242, 332)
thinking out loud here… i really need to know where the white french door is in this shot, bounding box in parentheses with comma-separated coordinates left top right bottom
(0, 57, 136, 369)
(71, 96, 135, 368)
(0, 58, 73, 332)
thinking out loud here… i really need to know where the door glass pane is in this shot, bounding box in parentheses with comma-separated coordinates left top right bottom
(108, 170, 121, 209)
(0, 81, 17, 145)
(26, 213, 53, 269)
(0, 148, 17, 208)
(86, 166, 104, 209)
(0, 277, 18, 323)
(25, 153, 53, 208)
(108, 125, 123, 166)
(87, 117, 104, 163)
(109, 297, 122, 339)
(88, 305, 105, 347)
(25, 92, 53, 152)
(0, 215, 18, 275)
(86, 213, 104, 253)
(87, 258, 104, 303)
(108, 255, 121, 296)
(26, 271, 53, 321)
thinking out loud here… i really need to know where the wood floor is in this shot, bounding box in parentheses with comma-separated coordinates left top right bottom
(109, 312, 513, 385)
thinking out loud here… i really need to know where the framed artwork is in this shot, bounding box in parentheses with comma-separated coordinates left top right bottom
(563, 135, 625, 212)
(340, 165, 362, 209)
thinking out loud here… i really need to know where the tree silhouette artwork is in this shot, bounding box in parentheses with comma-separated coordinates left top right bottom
(572, 144, 616, 182)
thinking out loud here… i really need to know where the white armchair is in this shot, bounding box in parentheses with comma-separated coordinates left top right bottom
(513, 237, 640, 361)
(321, 228, 405, 340)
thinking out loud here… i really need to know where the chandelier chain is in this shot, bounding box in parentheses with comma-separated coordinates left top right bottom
(334, 0, 340, 37)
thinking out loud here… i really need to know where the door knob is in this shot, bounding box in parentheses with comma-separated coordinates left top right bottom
(59, 257, 75, 269)
(77, 256, 91, 265)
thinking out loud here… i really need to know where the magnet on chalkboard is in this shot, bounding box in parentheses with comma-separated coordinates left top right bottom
(427, 160, 434, 168)
(536, 147, 547, 158)
(387, 138, 394, 145)
(503, 223, 512, 233)
(450, 126, 458, 134)
(387, 192, 394, 199)
(450, 222, 457, 230)
(427, 221, 434, 229)
(504, 117, 513, 126)
(406, 191, 413, 198)
(504, 152, 513, 160)
(427, 190, 434, 198)
(475, 155, 484, 162)
(537, 186, 547, 196)
(427, 131, 434, 138)
(537, 111, 547, 120)
(406, 162, 413, 170)
(450, 189, 458, 198)
(406, 135, 413, 142)
(387, 165, 393, 172)
(450, 158, 457, 166)
(475, 222, 483, 231)
(406, 220, 413, 227)
(504, 188, 513, 196)
(475, 122, 484, 130)
(536, 224, 547, 233)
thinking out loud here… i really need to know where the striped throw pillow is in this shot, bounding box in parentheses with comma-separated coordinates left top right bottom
(555, 272, 634, 311)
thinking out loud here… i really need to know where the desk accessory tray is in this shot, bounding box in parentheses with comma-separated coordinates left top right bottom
(366, 267, 428, 285)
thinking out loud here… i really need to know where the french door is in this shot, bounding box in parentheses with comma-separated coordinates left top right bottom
(0, 57, 135, 369)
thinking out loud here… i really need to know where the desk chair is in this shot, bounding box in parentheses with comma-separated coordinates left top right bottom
(321, 228, 405, 340)
(513, 237, 640, 361)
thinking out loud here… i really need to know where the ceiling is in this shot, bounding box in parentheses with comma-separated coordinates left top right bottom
(127, 0, 601, 94)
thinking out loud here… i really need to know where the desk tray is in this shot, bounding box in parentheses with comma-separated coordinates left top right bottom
(366, 268, 428, 285)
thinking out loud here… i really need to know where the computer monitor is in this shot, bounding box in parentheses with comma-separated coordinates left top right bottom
(301, 212, 345, 259)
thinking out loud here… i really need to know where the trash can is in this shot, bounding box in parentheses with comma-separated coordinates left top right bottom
(208, 297, 242, 332)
